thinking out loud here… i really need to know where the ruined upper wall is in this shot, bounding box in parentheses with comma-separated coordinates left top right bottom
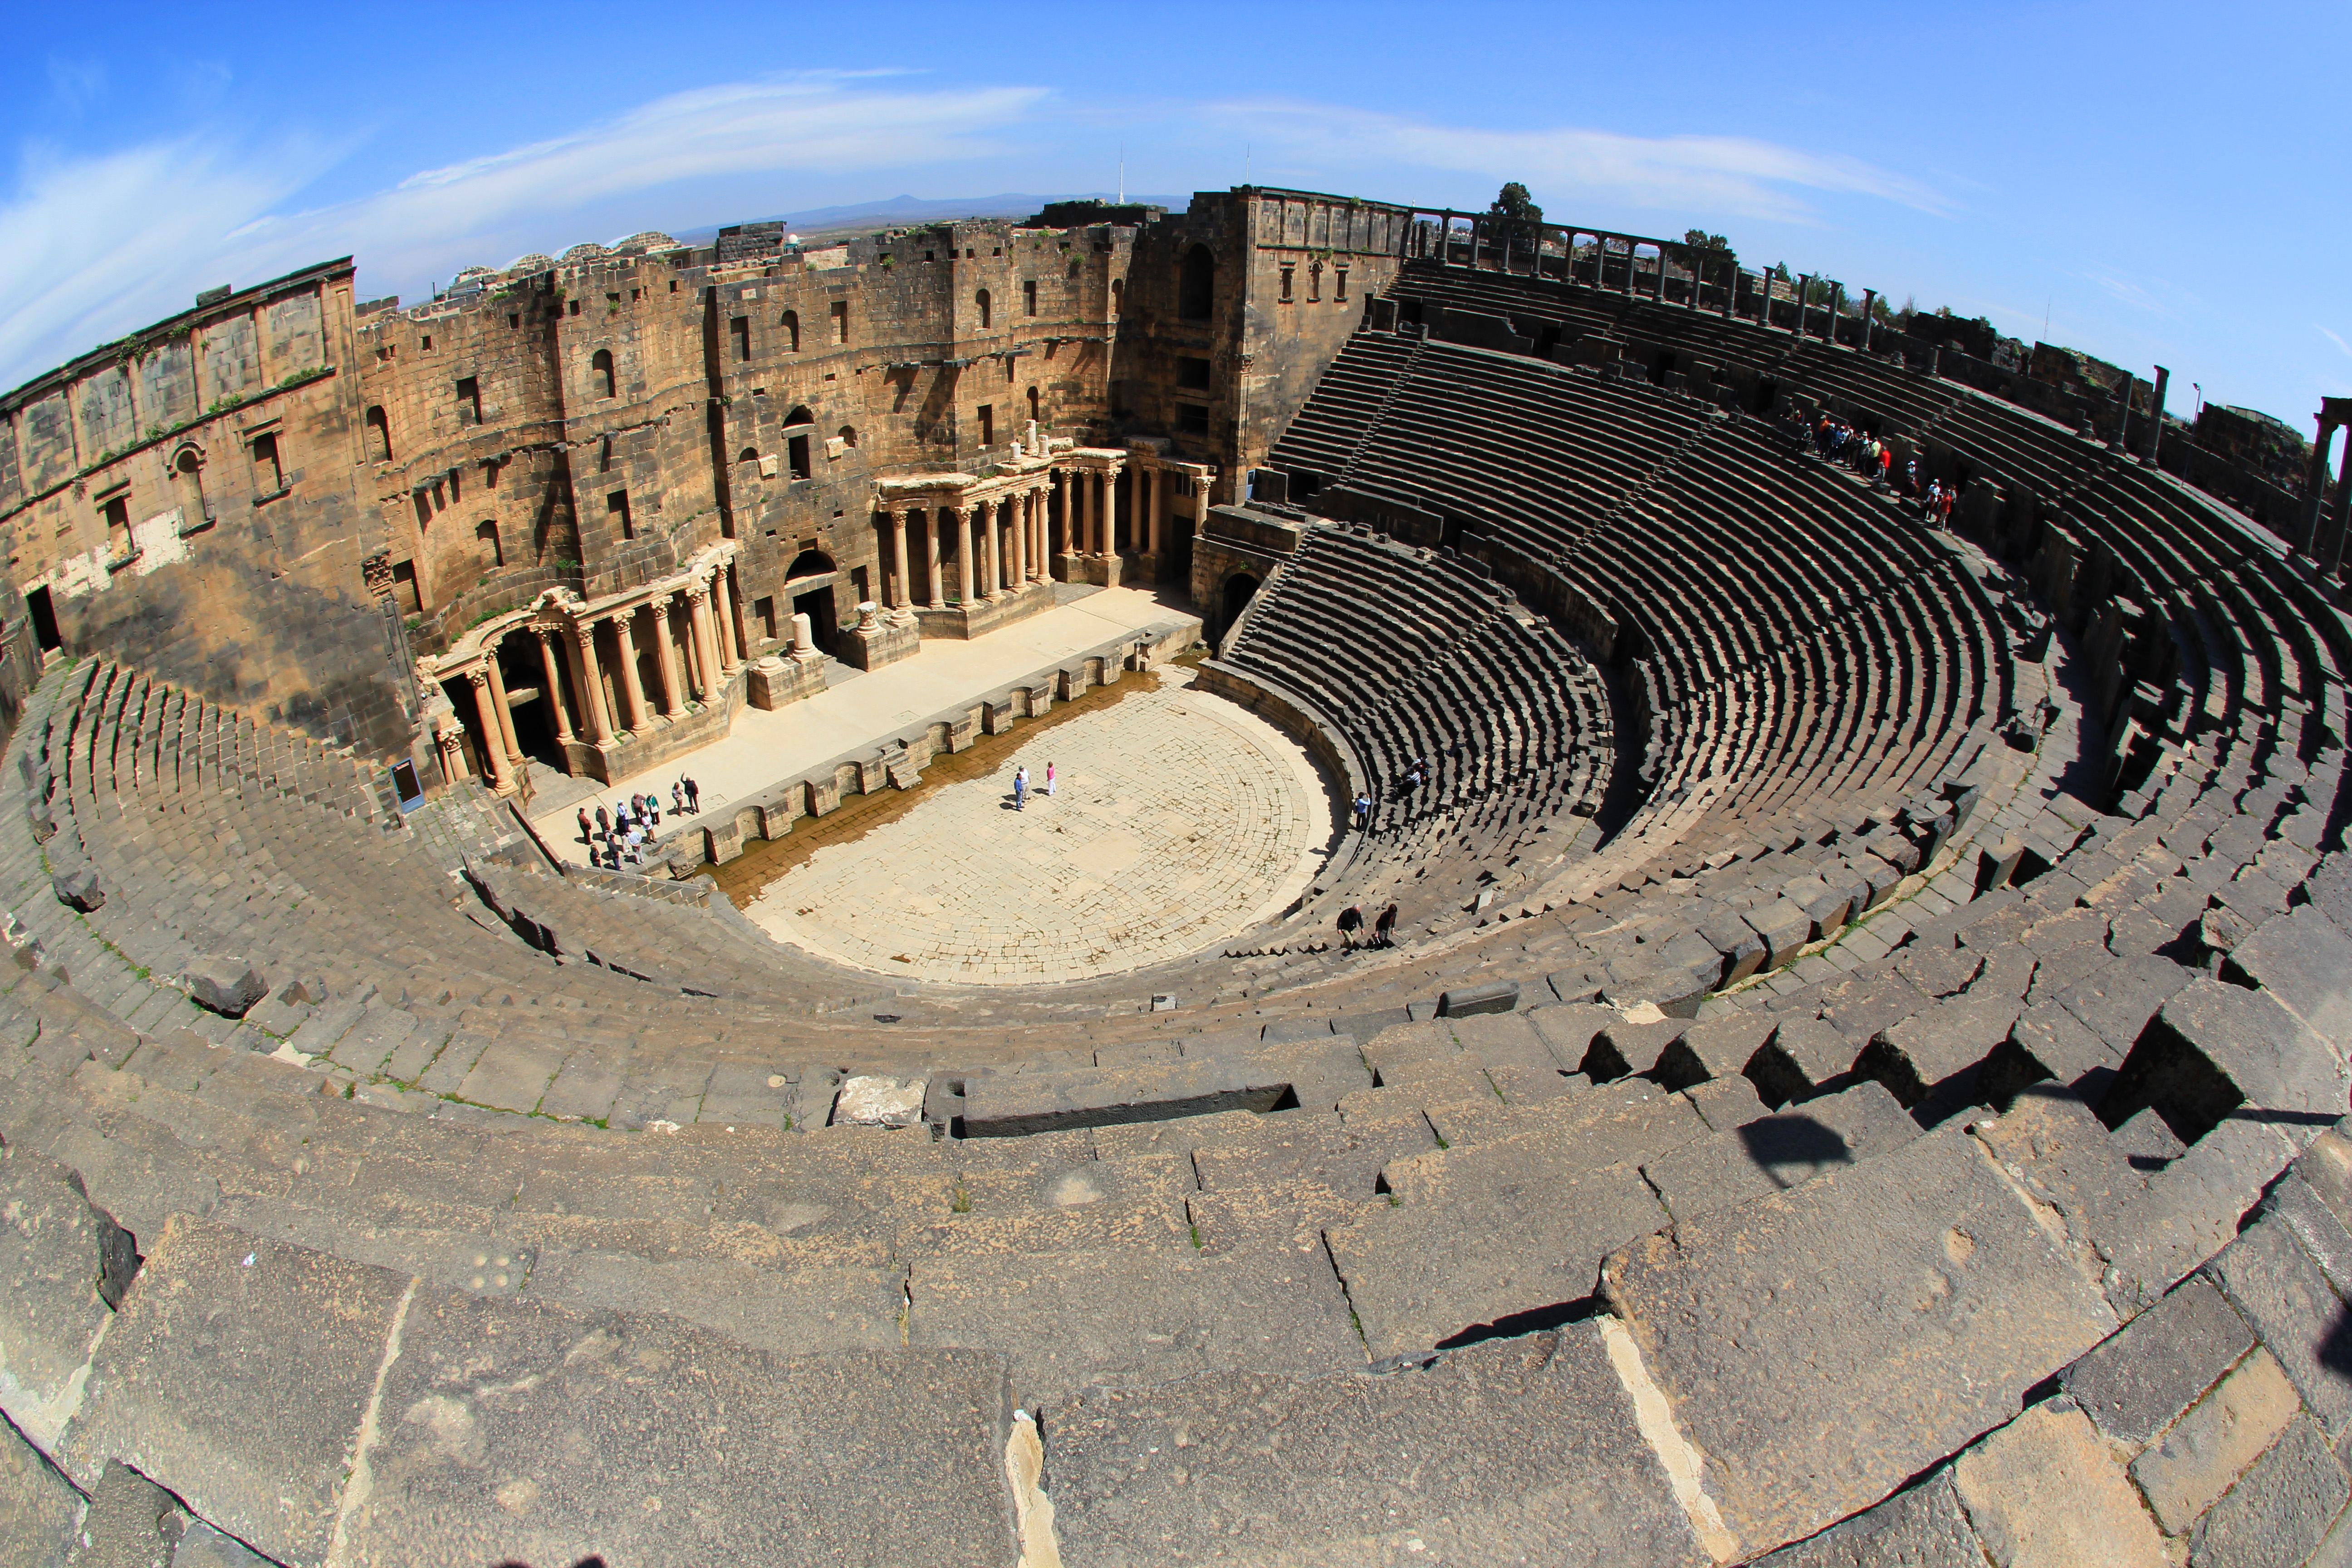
(1120, 189, 1412, 489)
(0, 262, 415, 755)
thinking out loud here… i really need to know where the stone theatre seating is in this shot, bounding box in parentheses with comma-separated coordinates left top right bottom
(6, 255, 2352, 1564)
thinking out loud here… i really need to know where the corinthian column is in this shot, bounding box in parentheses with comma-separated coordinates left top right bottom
(651, 596, 686, 719)
(956, 505, 977, 603)
(686, 581, 719, 696)
(535, 631, 574, 745)
(467, 670, 513, 794)
(891, 509, 913, 619)
(568, 624, 611, 743)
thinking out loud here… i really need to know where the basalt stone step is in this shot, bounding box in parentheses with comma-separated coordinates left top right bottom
(0, 1414, 78, 1568)
(55, 1214, 417, 1564)
(1602, 1127, 2116, 1558)
(339, 1280, 1017, 1567)
(0, 1143, 127, 1450)
(1331, 1095, 1703, 1358)
(955, 1057, 1304, 1138)
(1047, 1325, 1710, 1568)
(906, 1241, 1363, 1411)
(1641, 1080, 1918, 1225)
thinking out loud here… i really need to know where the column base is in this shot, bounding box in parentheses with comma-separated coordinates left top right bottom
(1068, 554, 1125, 588)
(911, 580, 1056, 640)
(847, 613, 921, 671)
(749, 653, 828, 710)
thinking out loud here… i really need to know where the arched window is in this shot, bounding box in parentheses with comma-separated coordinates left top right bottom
(1110, 278, 1124, 317)
(739, 447, 758, 464)
(364, 405, 392, 463)
(836, 426, 858, 449)
(1027, 386, 1040, 424)
(476, 519, 503, 568)
(785, 548, 835, 581)
(172, 446, 207, 524)
(976, 289, 992, 329)
(1179, 245, 1215, 321)
(780, 310, 800, 352)
(590, 348, 615, 399)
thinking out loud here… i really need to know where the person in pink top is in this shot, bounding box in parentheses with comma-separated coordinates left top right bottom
(1044, 762, 1057, 797)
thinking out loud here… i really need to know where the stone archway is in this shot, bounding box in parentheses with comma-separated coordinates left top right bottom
(1219, 572, 1259, 650)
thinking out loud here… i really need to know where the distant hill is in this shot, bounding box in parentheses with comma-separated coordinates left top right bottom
(669, 192, 1191, 244)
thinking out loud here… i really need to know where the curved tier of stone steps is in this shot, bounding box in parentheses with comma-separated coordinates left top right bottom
(1214, 523, 1612, 931)
(6, 252, 2352, 1562)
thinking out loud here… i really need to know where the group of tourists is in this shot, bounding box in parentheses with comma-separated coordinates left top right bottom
(1810, 413, 1895, 485)
(1336, 902, 1400, 950)
(1797, 412, 1960, 528)
(1010, 762, 1058, 811)
(575, 776, 702, 870)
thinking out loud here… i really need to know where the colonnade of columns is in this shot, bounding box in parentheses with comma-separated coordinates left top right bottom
(445, 554, 748, 794)
(879, 464, 1169, 615)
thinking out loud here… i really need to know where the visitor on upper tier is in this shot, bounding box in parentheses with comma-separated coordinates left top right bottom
(1013, 766, 1029, 811)
(672, 783, 687, 815)
(577, 808, 593, 844)
(685, 777, 701, 812)
(1337, 905, 1365, 951)
(1352, 793, 1372, 830)
(1375, 903, 1399, 947)
(595, 804, 611, 836)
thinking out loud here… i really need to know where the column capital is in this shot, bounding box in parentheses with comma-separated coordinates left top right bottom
(684, 581, 710, 605)
(466, 666, 491, 689)
(954, 503, 976, 521)
(572, 620, 598, 646)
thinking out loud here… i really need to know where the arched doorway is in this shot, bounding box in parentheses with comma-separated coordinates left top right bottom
(493, 631, 569, 773)
(1220, 572, 1259, 648)
(785, 548, 838, 652)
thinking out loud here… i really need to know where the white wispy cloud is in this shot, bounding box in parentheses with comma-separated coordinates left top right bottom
(2321, 324, 2352, 359)
(0, 74, 1045, 392)
(1205, 100, 1947, 223)
(0, 75, 1946, 393)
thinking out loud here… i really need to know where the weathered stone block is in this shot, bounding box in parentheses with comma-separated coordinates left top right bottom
(830, 1074, 926, 1128)
(1744, 1472, 1982, 1568)
(1953, 1401, 2167, 1566)
(50, 867, 100, 911)
(0, 1413, 77, 1568)
(1746, 898, 1813, 970)
(960, 1058, 1293, 1138)
(2208, 1213, 2352, 1438)
(57, 1216, 414, 1564)
(183, 956, 266, 1018)
(2227, 906, 2352, 1048)
(1604, 1129, 2117, 1555)
(2131, 1347, 2301, 1532)
(2106, 978, 2350, 1147)
(2062, 1274, 2254, 1450)
(1751, 1016, 1859, 1105)
(343, 1283, 1015, 1567)
(2190, 1414, 2350, 1567)
(0, 1145, 117, 1450)
(1438, 978, 1519, 1017)
(1047, 1326, 1708, 1567)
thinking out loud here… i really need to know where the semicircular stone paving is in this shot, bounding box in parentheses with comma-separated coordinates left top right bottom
(747, 669, 1330, 985)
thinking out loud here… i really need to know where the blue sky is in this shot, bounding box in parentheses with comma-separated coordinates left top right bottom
(3, 0, 2343, 437)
